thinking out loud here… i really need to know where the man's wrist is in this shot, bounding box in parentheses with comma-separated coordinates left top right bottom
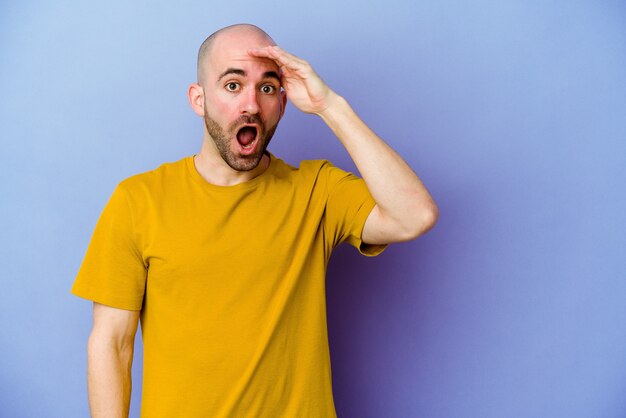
(317, 93, 348, 123)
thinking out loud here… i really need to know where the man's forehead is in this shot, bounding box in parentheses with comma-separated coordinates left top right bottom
(208, 38, 279, 77)
(197, 25, 278, 85)
(209, 56, 279, 78)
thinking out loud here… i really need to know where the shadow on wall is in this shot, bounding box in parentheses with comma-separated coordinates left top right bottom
(325, 235, 439, 415)
(324, 184, 475, 416)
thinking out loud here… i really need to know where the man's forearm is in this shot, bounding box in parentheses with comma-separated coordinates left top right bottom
(247, 45, 438, 239)
(318, 94, 438, 232)
(87, 335, 133, 418)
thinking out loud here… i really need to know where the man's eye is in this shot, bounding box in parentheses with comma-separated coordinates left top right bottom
(261, 85, 276, 94)
(226, 82, 240, 92)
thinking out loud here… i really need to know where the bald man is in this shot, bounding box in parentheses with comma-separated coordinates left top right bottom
(72, 24, 438, 417)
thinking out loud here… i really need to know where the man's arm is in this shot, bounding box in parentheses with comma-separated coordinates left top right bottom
(317, 96, 438, 244)
(248, 46, 438, 244)
(87, 302, 140, 418)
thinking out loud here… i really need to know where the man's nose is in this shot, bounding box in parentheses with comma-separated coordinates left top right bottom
(240, 88, 260, 115)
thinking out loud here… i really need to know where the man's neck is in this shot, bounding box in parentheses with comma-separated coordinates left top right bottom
(193, 144, 270, 187)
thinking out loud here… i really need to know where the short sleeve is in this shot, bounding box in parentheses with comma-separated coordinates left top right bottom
(71, 183, 147, 310)
(323, 162, 388, 257)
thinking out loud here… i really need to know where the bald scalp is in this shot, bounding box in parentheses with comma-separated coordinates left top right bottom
(197, 24, 275, 87)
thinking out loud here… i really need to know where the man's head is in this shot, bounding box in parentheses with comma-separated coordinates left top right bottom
(189, 24, 287, 172)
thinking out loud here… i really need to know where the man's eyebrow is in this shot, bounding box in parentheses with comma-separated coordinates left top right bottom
(216, 69, 280, 83)
(217, 68, 246, 82)
(262, 71, 281, 82)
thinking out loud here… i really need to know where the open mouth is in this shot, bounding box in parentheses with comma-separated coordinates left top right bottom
(236, 126, 258, 150)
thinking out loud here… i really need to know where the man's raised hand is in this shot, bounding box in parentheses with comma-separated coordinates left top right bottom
(248, 45, 337, 115)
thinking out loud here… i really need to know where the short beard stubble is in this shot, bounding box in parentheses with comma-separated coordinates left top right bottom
(203, 107, 278, 172)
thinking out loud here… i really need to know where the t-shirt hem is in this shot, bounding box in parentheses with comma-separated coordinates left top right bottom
(353, 198, 388, 257)
(70, 286, 143, 311)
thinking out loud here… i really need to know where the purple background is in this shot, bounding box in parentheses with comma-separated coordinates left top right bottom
(1, 0, 625, 417)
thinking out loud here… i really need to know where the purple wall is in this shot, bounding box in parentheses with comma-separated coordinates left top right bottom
(1, 1, 625, 417)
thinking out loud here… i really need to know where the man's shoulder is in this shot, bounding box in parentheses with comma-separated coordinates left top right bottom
(273, 155, 336, 178)
(269, 155, 358, 192)
(116, 155, 189, 192)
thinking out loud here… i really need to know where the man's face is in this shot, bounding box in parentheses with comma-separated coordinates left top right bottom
(201, 31, 286, 171)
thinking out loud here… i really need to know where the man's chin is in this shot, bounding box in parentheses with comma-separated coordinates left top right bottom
(223, 151, 265, 172)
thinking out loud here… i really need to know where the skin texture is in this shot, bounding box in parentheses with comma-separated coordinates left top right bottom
(86, 24, 439, 418)
(198, 25, 282, 172)
(196, 24, 274, 87)
(87, 303, 139, 418)
(202, 104, 279, 172)
(188, 25, 287, 184)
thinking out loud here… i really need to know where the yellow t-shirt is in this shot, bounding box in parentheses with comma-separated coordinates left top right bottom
(72, 152, 387, 417)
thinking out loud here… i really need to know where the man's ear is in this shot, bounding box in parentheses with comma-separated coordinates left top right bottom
(279, 89, 287, 118)
(188, 83, 205, 117)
